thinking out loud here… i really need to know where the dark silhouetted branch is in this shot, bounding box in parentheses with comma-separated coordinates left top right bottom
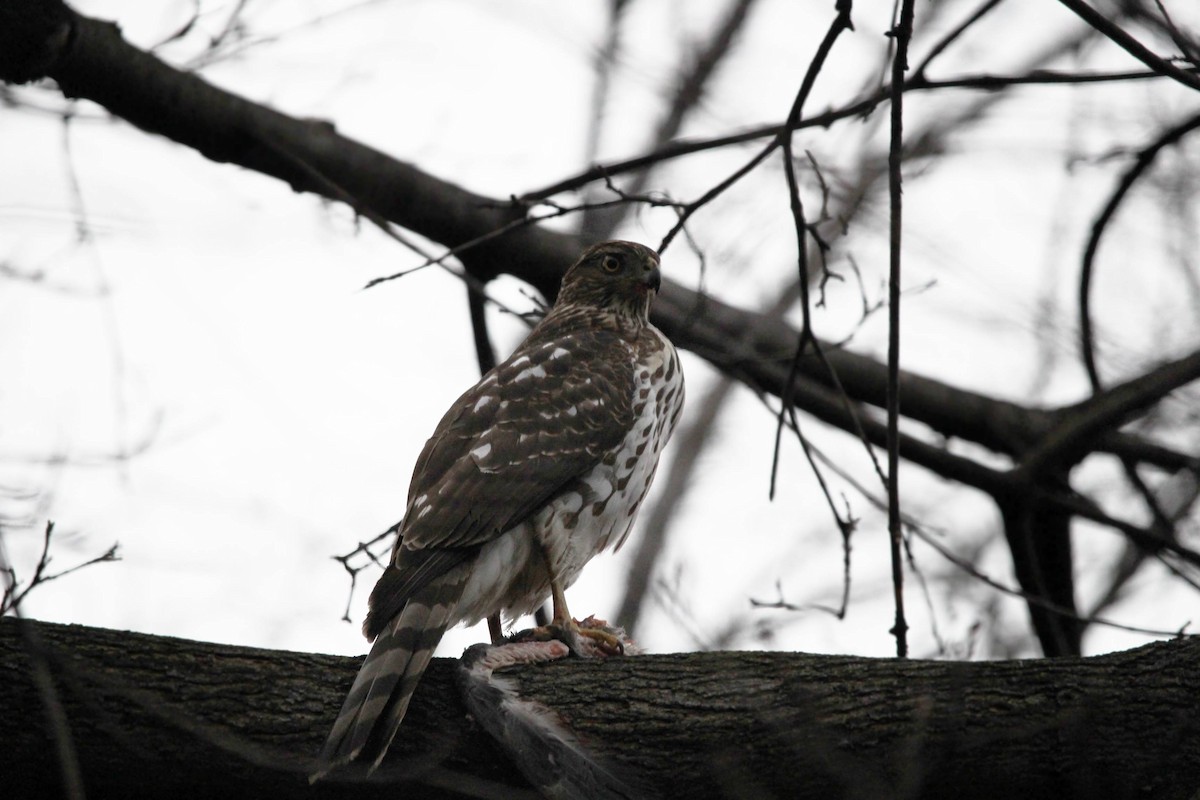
(4, 618, 1200, 800)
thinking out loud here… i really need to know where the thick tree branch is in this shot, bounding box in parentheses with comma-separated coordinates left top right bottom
(1020, 348, 1200, 479)
(3, 619, 1200, 800)
(4, 4, 1190, 482)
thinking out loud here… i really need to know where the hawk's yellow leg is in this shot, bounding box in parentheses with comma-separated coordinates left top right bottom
(538, 551, 625, 656)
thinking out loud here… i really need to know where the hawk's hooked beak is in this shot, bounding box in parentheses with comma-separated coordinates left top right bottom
(642, 257, 662, 293)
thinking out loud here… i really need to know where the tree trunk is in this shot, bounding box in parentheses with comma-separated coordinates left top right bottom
(2, 618, 1198, 800)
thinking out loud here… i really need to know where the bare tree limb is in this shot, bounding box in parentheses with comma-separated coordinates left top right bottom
(518, 64, 1197, 204)
(1055, 0, 1200, 91)
(1078, 111, 1200, 390)
(6, 0, 1181, 483)
(885, 0, 918, 658)
(4, 618, 1200, 800)
(584, 0, 761, 240)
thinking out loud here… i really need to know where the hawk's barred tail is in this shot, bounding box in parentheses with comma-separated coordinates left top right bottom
(311, 567, 468, 779)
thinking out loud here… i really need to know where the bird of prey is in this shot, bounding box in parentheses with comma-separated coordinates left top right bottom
(314, 240, 685, 775)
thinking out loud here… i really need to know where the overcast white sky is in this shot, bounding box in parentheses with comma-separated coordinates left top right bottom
(2, 0, 1198, 661)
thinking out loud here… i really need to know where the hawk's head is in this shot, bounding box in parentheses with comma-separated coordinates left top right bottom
(555, 240, 662, 321)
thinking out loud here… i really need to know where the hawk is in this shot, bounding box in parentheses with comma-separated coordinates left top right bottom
(314, 240, 684, 775)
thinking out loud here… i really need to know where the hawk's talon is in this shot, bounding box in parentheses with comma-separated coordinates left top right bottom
(575, 624, 625, 656)
(507, 616, 635, 658)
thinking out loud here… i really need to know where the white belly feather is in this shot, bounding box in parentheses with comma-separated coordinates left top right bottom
(455, 326, 683, 627)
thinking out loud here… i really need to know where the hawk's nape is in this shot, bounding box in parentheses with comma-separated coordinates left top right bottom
(311, 240, 684, 779)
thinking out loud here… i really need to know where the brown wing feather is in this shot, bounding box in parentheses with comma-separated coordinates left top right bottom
(403, 323, 635, 550)
(363, 548, 474, 639)
(364, 319, 636, 638)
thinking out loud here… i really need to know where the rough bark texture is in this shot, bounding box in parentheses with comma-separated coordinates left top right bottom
(2, 618, 1198, 800)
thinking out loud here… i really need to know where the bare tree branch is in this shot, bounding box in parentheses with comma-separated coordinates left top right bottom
(5, 618, 1200, 800)
(584, 0, 761, 240)
(1078, 111, 1200, 390)
(885, 0, 918, 658)
(1056, 0, 1200, 91)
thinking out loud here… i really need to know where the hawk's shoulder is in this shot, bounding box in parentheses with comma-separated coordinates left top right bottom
(396, 310, 641, 555)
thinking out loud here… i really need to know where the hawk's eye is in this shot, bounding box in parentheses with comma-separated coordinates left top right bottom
(600, 254, 622, 273)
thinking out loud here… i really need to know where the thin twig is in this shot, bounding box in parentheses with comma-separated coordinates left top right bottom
(467, 282, 497, 375)
(658, 0, 854, 253)
(1, 522, 120, 615)
(768, 0, 856, 501)
(519, 68, 1195, 204)
(910, 0, 1005, 83)
(1078, 111, 1200, 390)
(806, 444, 1195, 641)
(1054, 0, 1200, 92)
(585, 0, 760, 240)
(331, 524, 397, 623)
(0, 522, 119, 800)
(885, 0, 918, 659)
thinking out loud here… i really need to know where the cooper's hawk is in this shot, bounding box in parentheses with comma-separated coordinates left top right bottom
(314, 240, 684, 775)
